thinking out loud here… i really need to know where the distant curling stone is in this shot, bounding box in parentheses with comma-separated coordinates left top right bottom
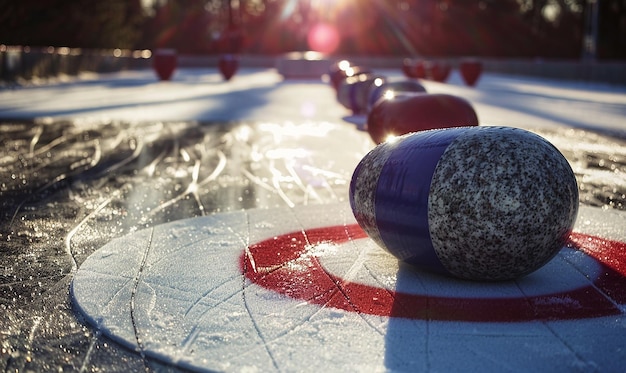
(367, 93, 478, 144)
(218, 54, 239, 81)
(337, 73, 386, 115)
(329, 63, 371, 93)
(366, 80, 427, 113)
(349, 126, 579, 281)
(327, 60, 351, 89)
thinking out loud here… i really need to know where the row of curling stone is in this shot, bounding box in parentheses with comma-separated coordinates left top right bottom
(402, 57, 483, 87)
(328, 60, 370, 92)
(152, 49, 239, 81)
(402, 58, 451, 83)
(328, 61, 381, 115)
(328, 60, 428, 116)
(349, 126, 579, 281)
(339, 73, 387, 115)
(326, 59, 479, 144)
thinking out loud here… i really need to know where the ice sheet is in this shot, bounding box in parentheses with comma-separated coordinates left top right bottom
(1, 67, 626, 371)
(71, 203, 626, 372)
(0, 68, 347, 124)
(1, 68, 625, 137)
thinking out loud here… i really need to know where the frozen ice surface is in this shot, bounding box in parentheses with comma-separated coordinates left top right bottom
(70, 203, 626, 372)
(0, 68, 348, 123)
(0, 116, 372, 372)
(1, 67, 626, 371)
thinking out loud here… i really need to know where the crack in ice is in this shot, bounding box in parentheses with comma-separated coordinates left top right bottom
(129, 227, 155, 372)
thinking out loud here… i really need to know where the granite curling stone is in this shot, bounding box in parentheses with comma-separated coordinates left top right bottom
(366, 79, 427, 113)
(366, 93, 479, 144)
(349, 126, 579, 281)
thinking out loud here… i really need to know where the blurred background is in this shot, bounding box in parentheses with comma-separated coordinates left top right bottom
(1, 0, 625, 60)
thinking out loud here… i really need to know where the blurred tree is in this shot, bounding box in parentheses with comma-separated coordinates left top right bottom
(141, 0, 215, 53)
(515, 0, 585, 58)
(394, 0, 585, 58)
(596, 0, 626, 59)
(0, 0, 145, 49)
(239, 0, 306, 53)
(0, 0, 623, 58)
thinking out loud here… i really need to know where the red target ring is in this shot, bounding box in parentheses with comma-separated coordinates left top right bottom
(241, 225, 626, 322)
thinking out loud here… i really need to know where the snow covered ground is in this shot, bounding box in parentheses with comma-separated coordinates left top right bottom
(1, 66, 626, 372)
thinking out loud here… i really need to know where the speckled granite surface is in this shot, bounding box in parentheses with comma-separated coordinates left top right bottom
(349, 140, 394, 249)
(429, 127, 578, 280)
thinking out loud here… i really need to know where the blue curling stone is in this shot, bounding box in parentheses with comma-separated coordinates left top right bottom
(349, 126, 579, 281)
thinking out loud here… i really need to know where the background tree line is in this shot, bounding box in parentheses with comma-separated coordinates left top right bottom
(0, 0, 624, 59)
